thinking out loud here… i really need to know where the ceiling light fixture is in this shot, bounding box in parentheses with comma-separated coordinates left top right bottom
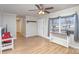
(38, 10, 45, 15)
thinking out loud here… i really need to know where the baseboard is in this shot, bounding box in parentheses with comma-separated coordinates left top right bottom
(26, 35, 39, 38)
(37, 35, 50, 39)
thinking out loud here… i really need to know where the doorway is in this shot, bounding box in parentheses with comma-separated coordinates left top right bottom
(16, 16, 26, 38)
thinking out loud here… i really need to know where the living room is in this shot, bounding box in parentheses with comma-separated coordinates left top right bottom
(0, 4, 79, 54)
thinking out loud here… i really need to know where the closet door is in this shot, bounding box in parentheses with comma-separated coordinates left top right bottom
(27, 22, 37, 37)
(38, 19, 44, 36)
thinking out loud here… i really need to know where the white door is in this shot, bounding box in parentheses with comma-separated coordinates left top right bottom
(38, 19, 44, 36)
(26, 22, 37, 37)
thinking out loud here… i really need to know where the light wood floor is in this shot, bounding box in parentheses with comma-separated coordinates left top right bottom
(2, 34, 79, 54)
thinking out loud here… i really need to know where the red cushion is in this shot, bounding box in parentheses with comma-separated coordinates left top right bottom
(2, 32, 11, 39)
(2, 32, 12, 43)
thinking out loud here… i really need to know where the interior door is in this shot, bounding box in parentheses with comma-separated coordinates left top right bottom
(38, 19, 44, 36)
(26, 22, 37, 37)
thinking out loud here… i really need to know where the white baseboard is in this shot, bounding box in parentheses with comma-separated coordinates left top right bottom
(38, 35, 50, 39)
(26, 35, 38, 38)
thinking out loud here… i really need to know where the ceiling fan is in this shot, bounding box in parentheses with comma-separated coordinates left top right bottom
(29, 4, 54, 15)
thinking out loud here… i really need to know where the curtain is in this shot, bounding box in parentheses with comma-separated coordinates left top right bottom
(74, 14, 79, 41)
(48, 18, 52, 36)
(48, 17, 59, 36)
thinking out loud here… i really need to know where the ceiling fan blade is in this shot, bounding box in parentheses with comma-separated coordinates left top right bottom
(44, 10, 50, 13)
(35, 4, 41, 10)
(39, 4, 44, 10)
(28, 9, 38, 11)
(39, 4, 43, 6)
(45, 7, 54, 10)
(28, 10, 35, 11)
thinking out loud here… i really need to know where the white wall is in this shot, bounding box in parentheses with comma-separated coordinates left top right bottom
(26, 16, 38, 37)
(37, 5, 79, 48)
(0, 14, 2, 26)
(0, 13, 3, 26)
(1, 13, 16, 38)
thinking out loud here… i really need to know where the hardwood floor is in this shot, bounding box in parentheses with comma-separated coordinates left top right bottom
(2, 34, 79, 54)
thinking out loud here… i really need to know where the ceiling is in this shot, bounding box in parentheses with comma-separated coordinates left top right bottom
(0, 4, 78, 16)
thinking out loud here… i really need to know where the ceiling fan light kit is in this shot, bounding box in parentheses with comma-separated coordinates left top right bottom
(29, 4, 54, 15)
(38, 10, 45, 14)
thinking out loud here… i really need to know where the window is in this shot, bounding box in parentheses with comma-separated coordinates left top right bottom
(48, 14, 76, 39)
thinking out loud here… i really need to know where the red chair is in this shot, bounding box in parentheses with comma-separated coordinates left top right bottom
(0, 32, 14, 54)
(2, 32, 12, 43)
